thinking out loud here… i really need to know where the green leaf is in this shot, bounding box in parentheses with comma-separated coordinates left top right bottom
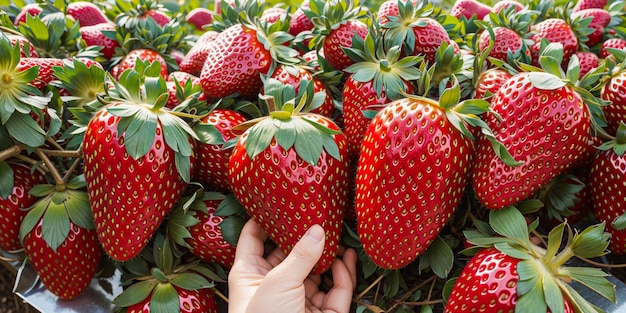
(193, 123, 225, 145)
(544, 222, 565, 262)
(150, 283, 180, 313)
(613, 213, 626, 230)
(64, 190, 95, 230)
(19, 197, 47, 242)
(112, 280, 157, 307)
(543, 273, 564, 313)
(245, 119, 275, 159)
(515, 282, 547, 313)
(528, 72, 566, 90)
(5, 113, 46, 148)
(489, 206, 531, 248)
(169, 272, 213, 290)
(442, 278, 457, 302)
(220, 215, 246, 246)
(419, 236, 453, 278)
(41, 201, 71, 252)
(175, 152, 191, 183)
(274, 120, 297, 151)
(560, 266, 616, 302)
(123, 109, 158, 159)
(494, 242, 533, 260)
(293, 118, 324, 165)
(214, 193, 244, 216)
(570, 223, 610, 258)
(0, 162, 14, 199)
(28, 184, 55, 197)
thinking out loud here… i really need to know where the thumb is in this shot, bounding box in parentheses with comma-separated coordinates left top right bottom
(266, 225, 325, 283)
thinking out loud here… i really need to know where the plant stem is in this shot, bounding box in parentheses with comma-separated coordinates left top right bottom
(38, 148, 82, 158)
(0, 145, 23, 162)
(46, 137, 64, 151)
(576, 256, 626, 268)
(33, 148, 64, 186)
(212, 287, 228, 303)
(357, 272, 386, 299)
(62, 158, 82, 184)
(386, 275, 438, 312)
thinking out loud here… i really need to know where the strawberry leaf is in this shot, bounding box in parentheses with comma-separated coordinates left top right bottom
(28, 183, 55, 197)
(169, 272, 213, 290)
(193, 123, 224, 145)
(220, 215, 246, 246)
(5, 113, 46, 148)
(544, 222, 566, 262)
(559, 266, 616, 303)
(41, 200, 71, 252)
(112, 280, 158, 307)
(0, 162, 13, 199)
(64, 190, 95, 230)
(528, 72, 566, 90)
(543, 273, 564, 313)
(489, 206, 532, 249)
(294, 118, 324, 165)
(245, 118, 276, 159)
(516, 261, 547, 312)
(418, 236, 453, 278)
(214, 193, 244, 216)
(561, 283, 604, 313)
(570, 223, 610, 258)
(122, 108, 158, 159)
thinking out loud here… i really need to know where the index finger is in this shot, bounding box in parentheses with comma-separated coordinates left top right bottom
(234, 219, 268, 260)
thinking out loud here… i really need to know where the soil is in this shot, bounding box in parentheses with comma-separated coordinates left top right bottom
(0, 263, 34, 313)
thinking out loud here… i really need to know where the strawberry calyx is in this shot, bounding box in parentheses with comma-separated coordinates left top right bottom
(343, 31, 422, 100)
(18, 174, 95, 252)
(100, 60, 200, 182)
(464, 206, 614, 313)
(239, 13, 301, 66)
(378, 0, 436, 55)
(537, 173, 586, 222)
(305, 0, 368, 48)
(50, 58, 106, 108)
(16, 12, 81, 58)
(596, 121, 626, 156)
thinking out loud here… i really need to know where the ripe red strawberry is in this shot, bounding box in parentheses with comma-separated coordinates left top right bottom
(478, 27, 531, 64)
(260, 6, 287, 24)
(572, 8, 611, 47)
(126, 287, 218, 313)
(83, 66, 197, 261)
(600, 37, 626, 59)
(530, 18, 579, 66)
(185, 7, 214, 30)
(288, 0, 314, 38)
(19, 178, 102, 300)
(600, 69, 626, 136)
(228, 80, 350, 274)
(179, 30, 219, 76)
(355, 83, 503, 269)
(200, 16, 299, 99)
(13, 3, 43, 26)
(573, 0, 608, 11)
(7, 34, 38, 58)
(17, 57, 65, 90)
(0, 162, 46, 252)
(165, 71, 206, 108)
(590, 127, 626, 254)
(576, 51, 599, 77)
(377, 0, 418, 25)
(114, 0, 171, 27)
(473, 68, 512, 100)
(267, 64, 335, 117)
(79, 22, 120, 60)
(492, 0, 525, 13)
(450, 0, 493, 20)
(446, 208, 613, 313)
(67, 1, 109, 27)
(117, 48, 168, 79)
(472, 48, 593, 210)
(194, 109, 248, 191)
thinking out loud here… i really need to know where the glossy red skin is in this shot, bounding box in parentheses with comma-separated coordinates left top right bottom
(83, 106, 190, 261)
(128, 286, 218, 313)
(356, 97, 474, 269)
(576, 51, 599, 78)
(228, 114, 349, 274)
(472, 72, 592, 210)
(67, 1, 109, 27)
(165, 71, 206, 108)
(492, 0, 525, 13)
(591, 149, 626, 254)
(200, 24, 272, 99)
(474, 68, 512, 100)
(601, 70, 626, 136)
(194, 109, 247, 191)
(323, 20, 368, 72)
(23, 220, 102, 300)
(260, 7, 287, 24)
(342, 76, 415, 159)
(530, 19, 578, 66)
(13, 3, 42, 26)
(79, 22, 119, 60)
(405, 18, 452, 65)
(600, 38, 626, 59)
(144, 10, 171, 27)
(180, 31, 220, 76)
(288, 1, 314, 37)
(450, 0, 493, 20)
(478, 27, 531, 63)
(573, 9, 610, 47)
(186, 199, 236, 269)
(7, 34, 38, 58)
(445, 247, 575, 313)
(185, 8, 213, 30)
(0, 163, 46, 252)
(268, 65, 335, 117)
(118, 49, 169, 79)
(573, 0, 608, 11)
(17, 58, 65, 90)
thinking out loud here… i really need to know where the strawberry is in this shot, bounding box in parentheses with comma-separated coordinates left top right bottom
(600, 64, 626, 136)
(305, 0, 369, 71)
(572, 8, 611, 47)
(341, 33, 420, 159)
(83, 63, 197, 261)
(473, 68, 512, 100)
(194, 109, 248, 191)
(355, 81, 510, 269)
(19, 176, 102, 300)
(573, 0, 608, 11)
(185, 8, 214, 30)
(530, 18, 579, 66)
(450, 0, 493, 20)
(446, 208, 613, 313)
(79, 22, 120, 60)
(472, 44, 593, 210)
(288, 0, 314, 40)
(165, 71, 206, 109)
(7, 34, 38, 58)
(13, 3, 43, 26)
(117, 48, 169, 79)
(179, 30, 220, 76)
(576, 51, 599, 77)
(600, 37, 626, 59)
(17, 57, 65, 90)
(377, 0, 418, 25)
(114, 0, 171, 28)
(590, 123, 626, 254)
(260, 6, 288, 24)
(492, 0, 525, 13)
(200, 16, 298, 99)
(67, 1, 109, 27)
(478, 26, 531, 64)
(228, 80, 350, 274)
(0, 162, 46, 252)
(126, 287, 218, 313)
(267, 64, 335, 117)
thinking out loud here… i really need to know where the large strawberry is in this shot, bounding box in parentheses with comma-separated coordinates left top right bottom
(17, 57, 65, 90)
(355, 81, 515, 269)
(445, 208, 613, 313)
(228, 79, 350, 274)
(83, 62, 198, 261)
(591, 122, 626, 254)
(600, 54, 626, 136)
(0, 162, 46, 252)
(179, 30, 220, 76)
(19, 176, 102, 300)
(572, 8, 611, 47)
(472, 44, 595, 210)
(117, 48, 169, 79)
(529, 18, 587, 66)
(66, 1, 109, 27)
(79, 22, 120, 60)
(450, 0, 493, 20)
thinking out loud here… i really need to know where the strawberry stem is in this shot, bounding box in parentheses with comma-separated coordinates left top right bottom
(62, 158, 83, 184)
(34, 148, 64, 187)
(0, 144, 23, 162)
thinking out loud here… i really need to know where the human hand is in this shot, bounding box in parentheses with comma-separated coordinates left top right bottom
(228, 220, 358, 313)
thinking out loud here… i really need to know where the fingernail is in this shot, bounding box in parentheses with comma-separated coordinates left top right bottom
(306, 225, 325, 243)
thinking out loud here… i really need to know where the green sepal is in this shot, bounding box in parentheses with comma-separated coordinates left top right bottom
(28, 184, 56, 197)
(149, 283, 180, 313)
(544, 222, 566, 263)
(515, 260, 548, 313)
(489, 206, 532, 250)
(528, 72, 566, 90)
(112, 279, 158, 307)
(193, 123, 225, 145)
(5, 113, 46, 149)
(558, 266, 616, 303)
(66, 174, 87, 190)
(41, 199, 71, 252)
(561, 282, 606, 313)
(153, 234, 174, 274)
(0, 161, 13, 199)
(418, 236, 453, 279)
(612, 213, 626, 230)
(118, 107, 158, 159)
(538, 42, 565, 78)
(214, 193, 245, 217)
(19, 196, 47, 245)
(64, 189, 95, 230)
(169, 272, 213, 290)
(220, 215, 247, 246)
(570, 223, 610, 258)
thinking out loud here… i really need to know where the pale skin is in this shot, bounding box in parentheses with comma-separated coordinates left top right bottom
(228, 220, 358, 313)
